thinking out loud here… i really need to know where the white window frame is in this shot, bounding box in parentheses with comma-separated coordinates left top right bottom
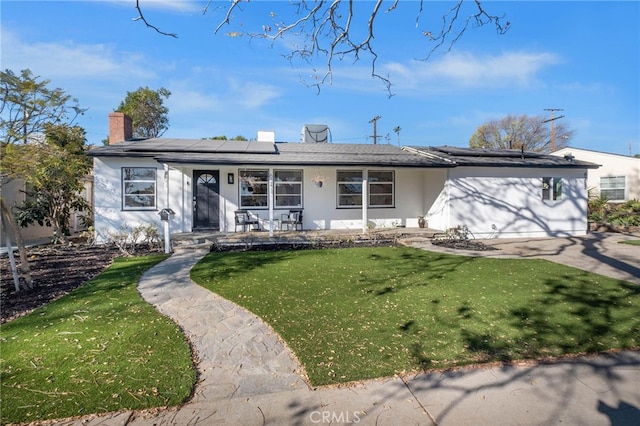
(542, 177, 562, 201)
(600, 176, 625, 201)
(239, 169, 269, 208)
(122, 167, 157, 210)
(274, 169, 303, 208)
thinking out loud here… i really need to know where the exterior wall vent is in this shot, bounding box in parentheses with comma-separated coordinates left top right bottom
(301, 124, 330, 143)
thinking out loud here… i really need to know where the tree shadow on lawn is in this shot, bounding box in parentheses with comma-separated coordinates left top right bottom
(191, 250, 301, 283)
(357, 250, 477, 296)
(368, 246, 640, 371)
(390, 269, 640, 424)
(457, 274, 640, 364)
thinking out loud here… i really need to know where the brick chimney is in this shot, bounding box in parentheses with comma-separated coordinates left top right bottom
(108, 112, 133, 144)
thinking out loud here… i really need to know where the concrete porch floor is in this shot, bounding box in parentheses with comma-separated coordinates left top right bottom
(171, 227, 440, 250)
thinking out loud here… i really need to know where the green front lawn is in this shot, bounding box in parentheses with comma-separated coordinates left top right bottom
(619, 239, 640, 246)
(1, 255, 195, 425)
(191, 246, 640, 386)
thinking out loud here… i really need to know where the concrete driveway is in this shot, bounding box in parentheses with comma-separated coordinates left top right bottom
(411, 232, 640, 285)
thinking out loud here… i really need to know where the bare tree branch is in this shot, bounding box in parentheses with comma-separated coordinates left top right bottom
(422, 0, 510, 60)
(133, 0, 178, 38)
(135, 0, 509, 94)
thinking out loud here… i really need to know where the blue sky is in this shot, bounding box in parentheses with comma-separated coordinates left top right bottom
(2, 1, 639, 155)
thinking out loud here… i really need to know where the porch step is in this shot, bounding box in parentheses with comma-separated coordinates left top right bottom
(169, 229, 440, 252)
(171, 235, 216, 250)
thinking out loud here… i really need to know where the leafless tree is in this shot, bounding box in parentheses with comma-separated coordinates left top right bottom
(134, 0, 509, 95)
(469, 114, 574, 153)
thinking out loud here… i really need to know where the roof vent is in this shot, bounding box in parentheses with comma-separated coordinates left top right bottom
(301, 124, 330, 143)
(564, 154, 575, 162)
(257, 130, 275, 143)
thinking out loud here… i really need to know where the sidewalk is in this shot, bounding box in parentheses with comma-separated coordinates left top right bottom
(48, 236, 640, 425)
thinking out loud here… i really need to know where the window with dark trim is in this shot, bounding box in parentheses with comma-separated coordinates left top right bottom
(337, 170, 363, 208)
(239, 169, 268, 208)
(368, 170, 394, 207)
(542, 177, 562, 201)
(275, 169, 303, 208)
(336, 170, 395, 208)
(122, 167, 156, 209)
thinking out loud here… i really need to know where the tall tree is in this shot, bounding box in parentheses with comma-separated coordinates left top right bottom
(134, 1, 509, 94)
(4, 125, 91, 244)
(116, 87, 170, 138)
(1, 69, 85, 289)
(0, 69, 84, 144)
(469, 115, 573, 153)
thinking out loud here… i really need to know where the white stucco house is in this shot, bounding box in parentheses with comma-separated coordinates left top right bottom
(88, 113, 599, 243)
(552, 147, 640, 202)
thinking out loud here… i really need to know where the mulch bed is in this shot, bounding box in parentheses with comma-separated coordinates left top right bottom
(0, 244, 147, 324)
(431, 239, 491, 251)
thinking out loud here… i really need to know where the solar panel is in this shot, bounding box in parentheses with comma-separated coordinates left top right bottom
(121, 138, 277, 154)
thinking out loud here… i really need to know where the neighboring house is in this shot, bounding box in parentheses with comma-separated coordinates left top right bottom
(0, 177, 93, 245)
(553, 147, 640, 202)
(88, 113, 599, 242)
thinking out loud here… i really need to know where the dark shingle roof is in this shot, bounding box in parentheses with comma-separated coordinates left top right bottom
(89, 139, 599, 169)
(89, 139, 452, 168)
(90, 138, 277, 154)
(405, 146, 600, 169)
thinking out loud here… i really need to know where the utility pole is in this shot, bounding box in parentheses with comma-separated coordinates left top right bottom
(369, 115, 381, 144)
(543, 108, 565, 152)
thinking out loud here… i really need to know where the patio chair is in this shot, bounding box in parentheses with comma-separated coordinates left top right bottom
(280, 209, 303, 231)
(235, 210, 260, 232)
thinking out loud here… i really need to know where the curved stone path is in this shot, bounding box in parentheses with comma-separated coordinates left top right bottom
(137, 249, 309, 402)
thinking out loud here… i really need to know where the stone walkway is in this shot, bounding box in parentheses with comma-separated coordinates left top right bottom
(137, 249, 308, 402)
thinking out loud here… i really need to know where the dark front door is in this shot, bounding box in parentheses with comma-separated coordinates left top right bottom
(193, 171, 220, 230)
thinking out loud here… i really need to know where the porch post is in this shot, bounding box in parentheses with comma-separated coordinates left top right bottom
(362, 170, 368, 234)
(268, 169, 274, 237)
(163, 164, 170, 208)
(163, 163, 171, 253)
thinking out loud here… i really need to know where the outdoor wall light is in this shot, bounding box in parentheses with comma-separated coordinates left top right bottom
(227, 173, 234, 184)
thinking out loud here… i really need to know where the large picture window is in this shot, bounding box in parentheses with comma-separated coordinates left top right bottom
(600, 176, 625, 201)
(239, 169, 268, 208)
(122, 167, 156, 209)
(275, 169, 303, 208)
(337, 170, 395, 208)
(542, 177, 562, 201)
